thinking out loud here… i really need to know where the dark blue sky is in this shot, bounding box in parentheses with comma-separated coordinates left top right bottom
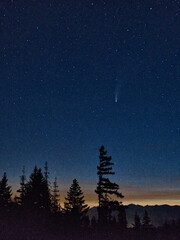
(0, 0, 179, 205)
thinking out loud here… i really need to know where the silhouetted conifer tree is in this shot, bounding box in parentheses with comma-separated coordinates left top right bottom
(23, 166, 51, 211)
(51, 177, 60, 213)
(17, 166, 26, 206)
(0, 172, 12, 212)
(142, 210, 152, 229)
(95, 146, 124, 227)
(64, 179, 89, 228)
(64, 179, 89, 215)
(133, 212, 141, 230)
(44, 161, 49, 183)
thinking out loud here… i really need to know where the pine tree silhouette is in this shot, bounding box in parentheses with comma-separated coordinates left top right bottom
(51, 177, 60, 213)
(95, 146, 124, 227)
(0, 172, 12, 212)
(64, 179, 89, 216)
(64, 179, 89, 230)
(23, 166, 51, 211)
(44, 162, 51, 210)
(17, 166, 26, 206)
(142, 210, 152, 229)
(133, 212, 141, 230)
(64, 179, 89, 239)
(44, 161, 49, 183)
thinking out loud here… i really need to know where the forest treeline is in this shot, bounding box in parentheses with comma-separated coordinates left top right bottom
(0, 146, 179, 240)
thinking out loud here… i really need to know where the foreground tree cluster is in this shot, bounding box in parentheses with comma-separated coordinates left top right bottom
(0, 146, 179, 240)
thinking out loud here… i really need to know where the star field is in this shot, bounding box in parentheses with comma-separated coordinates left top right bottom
(0, 0, 180, 205)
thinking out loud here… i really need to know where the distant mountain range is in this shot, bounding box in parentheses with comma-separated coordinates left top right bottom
(88, 204, 180, 227)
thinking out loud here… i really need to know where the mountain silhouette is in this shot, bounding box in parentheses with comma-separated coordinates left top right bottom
(88, 204, 180, 226)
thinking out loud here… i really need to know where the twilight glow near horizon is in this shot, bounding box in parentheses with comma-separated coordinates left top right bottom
(1, 1, 180, 206)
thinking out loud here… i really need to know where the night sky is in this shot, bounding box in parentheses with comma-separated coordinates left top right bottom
(1, 0, 180, 206)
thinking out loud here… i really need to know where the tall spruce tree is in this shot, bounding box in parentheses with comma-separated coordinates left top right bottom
(17, 166, 26, 206)
(44, 161, 49, 183)
(142, 210, 152, 229)
(64, 179, 89, 223)
(0, 172, 12, 212)
(133, 212, 141, 230)
(23, 166, 51, 211)
(95, 146, 124, 225)
(44, 162, 51, 207)
(51, 177, 60, 213)
(64, 179, 89, 238)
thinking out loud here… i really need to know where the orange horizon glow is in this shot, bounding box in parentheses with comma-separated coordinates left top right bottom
(11, 184, 180, 208)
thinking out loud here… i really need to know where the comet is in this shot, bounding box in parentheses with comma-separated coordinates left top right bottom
(115, 92, 118, 103)
(114, 79, 120, 103)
